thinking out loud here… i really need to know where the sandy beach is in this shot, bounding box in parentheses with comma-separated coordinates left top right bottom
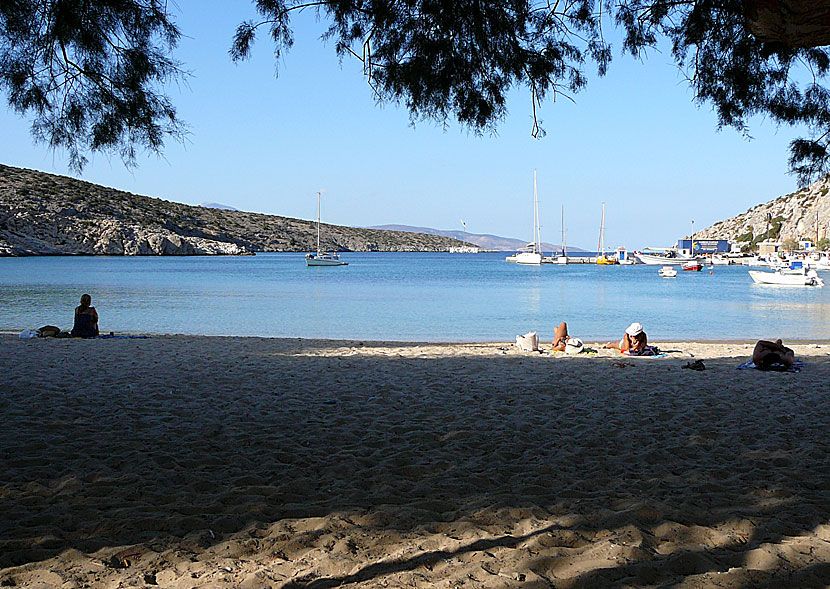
(1, 334, 829, 588)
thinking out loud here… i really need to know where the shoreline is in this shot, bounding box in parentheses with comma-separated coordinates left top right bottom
(4, 329, 830, 346)
(2, 334, 829, 587)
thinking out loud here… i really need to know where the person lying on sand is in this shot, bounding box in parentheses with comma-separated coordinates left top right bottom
(71, 293, 99, 338)
(605, 322, 647, 353)
(552, 321, 570, 351)
(752, 339, 795, 370)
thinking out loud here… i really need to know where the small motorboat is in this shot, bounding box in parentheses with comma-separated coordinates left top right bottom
(658, 266, 678, 278)
(749, 268, 824, 287)
(682, 260, 703, 271)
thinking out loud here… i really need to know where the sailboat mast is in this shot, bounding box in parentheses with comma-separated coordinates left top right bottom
(533, 170, 540, 252)
(598, 202, 606, 256)
(561, 204, 565, 256)
(317, 191, 321, 255)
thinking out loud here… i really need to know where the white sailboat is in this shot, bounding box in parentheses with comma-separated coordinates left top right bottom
(509, 171, 543, 265)
(552, 204, 568, 264)
(305, 191, 348, 266)
(596, 202, 617, 265)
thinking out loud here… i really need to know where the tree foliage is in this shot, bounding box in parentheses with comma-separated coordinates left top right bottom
(0, 0, 186, 170)
(4, 1, 830, 182)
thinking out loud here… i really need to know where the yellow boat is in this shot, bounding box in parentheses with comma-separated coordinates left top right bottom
(595, 203, 617, 264)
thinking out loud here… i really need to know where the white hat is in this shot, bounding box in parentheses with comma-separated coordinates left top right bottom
(625, 322, 644, 337)
(564, 337, 584, 354)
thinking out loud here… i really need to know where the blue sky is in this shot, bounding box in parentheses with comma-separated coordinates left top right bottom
(0, 1, 805, 250)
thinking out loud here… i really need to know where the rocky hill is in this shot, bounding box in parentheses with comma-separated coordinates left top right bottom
(0, 165, 472, 255)
(697, 175, 830, 249)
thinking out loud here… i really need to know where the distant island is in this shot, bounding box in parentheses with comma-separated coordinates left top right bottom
(368, 224, 588, 252)
(0, 164, 474, 256)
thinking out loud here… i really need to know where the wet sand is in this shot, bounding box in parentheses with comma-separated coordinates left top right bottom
(1, 335, 829, 588)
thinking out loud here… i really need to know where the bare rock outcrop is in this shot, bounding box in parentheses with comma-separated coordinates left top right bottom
(0, 164, 472, 255)
(697, 175, 830, 248)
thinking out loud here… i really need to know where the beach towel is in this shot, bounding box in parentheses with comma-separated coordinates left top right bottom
(737, 359, 804, 373)
(98, 334, 149, 339)
(623, 345, 665, 358)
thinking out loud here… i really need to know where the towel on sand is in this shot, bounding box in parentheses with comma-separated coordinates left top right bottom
(737, 359, 804, 373)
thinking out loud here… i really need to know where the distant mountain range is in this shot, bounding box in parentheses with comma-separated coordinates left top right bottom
(368, 224, 587, 252)
(200, 202, 238, 211)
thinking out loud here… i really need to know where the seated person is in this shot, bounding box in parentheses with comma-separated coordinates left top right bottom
(605, 322, 647, 353)
(752, 339, 794, 370)
(552, 321, 569, 351)
(71, 293, 99, 338)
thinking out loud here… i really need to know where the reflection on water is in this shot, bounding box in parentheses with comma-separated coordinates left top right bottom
(1, 253, 829, 341)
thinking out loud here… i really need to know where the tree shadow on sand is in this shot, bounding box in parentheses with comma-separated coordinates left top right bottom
(1, 336, 829, 587)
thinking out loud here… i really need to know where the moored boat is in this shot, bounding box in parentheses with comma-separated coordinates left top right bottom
(748, 267, 824, 286)
(635, 249, 696, 265)
(682, 260, 703, 271)
(306, 252, 347, 266)
(595, 203, 618, 265)
(658, 266, 677, 278)
(306, 191, 348, 267)
(508, 171, 543, 265)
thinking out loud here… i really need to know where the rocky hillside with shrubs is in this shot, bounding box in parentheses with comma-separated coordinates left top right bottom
(0, 164, 472, 255)
(697, 175, 830, 250)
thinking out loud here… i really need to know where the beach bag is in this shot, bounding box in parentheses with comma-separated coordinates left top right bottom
(564, 337, 584, 354)
(37, 325, 61, 337)
(515, 331, 539, 352)
(18, 329, 38, 339)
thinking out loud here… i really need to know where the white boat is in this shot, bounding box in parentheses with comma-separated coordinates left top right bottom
(805, 254, 830, 271)
(306, 191, 348, 266)
(711, 254, 731, 265)
(749, 268, 824, 286)
(551, 204, 568, 264)
(635, 250, 696, 265)
(616, 247, 635, 265)
(658, 266, 677, 278)
(509, 171, 543, 265)
(595, 203, 617, 265)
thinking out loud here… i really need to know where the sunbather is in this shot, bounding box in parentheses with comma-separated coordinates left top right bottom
(605, 322, 647, 353)
(71, 294, 99, 338)
(752, 339, 794, 370)
(552, 321, 569, 351)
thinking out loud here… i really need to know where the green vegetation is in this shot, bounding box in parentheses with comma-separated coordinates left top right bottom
(819, 237, 830, 251)
(782, 237, 798, 251)
(745, 215, 787, 249)
(736, 230, 754, 243)
(3, 1, 830, 181)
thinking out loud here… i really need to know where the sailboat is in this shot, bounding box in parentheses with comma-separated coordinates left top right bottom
(596, 202, 617, 265)
(509, 171, 543, 265)
(305, 191, 348, 266)
(553, 204, 568, 264)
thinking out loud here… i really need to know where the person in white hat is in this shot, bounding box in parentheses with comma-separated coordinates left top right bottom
(605, 322, 647, 353)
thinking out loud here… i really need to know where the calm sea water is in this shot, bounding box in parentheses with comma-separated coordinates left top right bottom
(1, 252, 829, 341)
